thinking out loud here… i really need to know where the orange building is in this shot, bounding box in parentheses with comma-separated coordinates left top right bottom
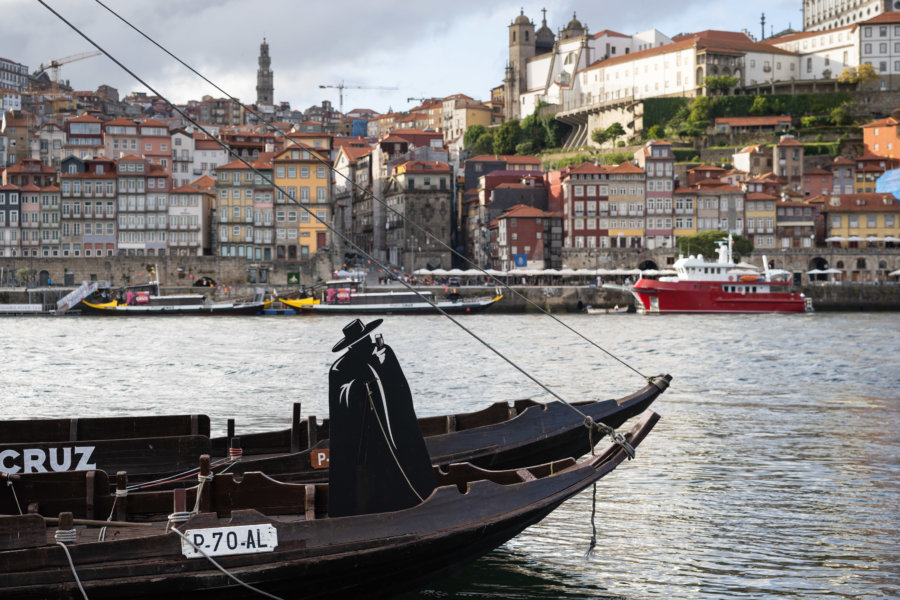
(862, 116, 900, 160)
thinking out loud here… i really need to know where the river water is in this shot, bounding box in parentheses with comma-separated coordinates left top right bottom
(1, 312, 898, 599)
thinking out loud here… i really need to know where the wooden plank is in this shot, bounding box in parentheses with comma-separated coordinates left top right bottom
(0, 514, 46, 550)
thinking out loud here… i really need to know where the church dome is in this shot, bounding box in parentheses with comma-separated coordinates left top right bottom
(562, 12, 584, 38)
(514, 9, 531, 25)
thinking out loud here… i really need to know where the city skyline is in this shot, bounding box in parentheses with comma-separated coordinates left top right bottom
(9, 0, 799, 116)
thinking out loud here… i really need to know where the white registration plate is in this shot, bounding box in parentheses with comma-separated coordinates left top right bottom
(181, 524, 278, 558)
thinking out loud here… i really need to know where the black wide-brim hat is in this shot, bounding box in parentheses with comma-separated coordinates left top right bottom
(332, 318, 383, 352)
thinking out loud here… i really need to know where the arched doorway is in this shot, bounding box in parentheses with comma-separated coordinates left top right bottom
(39, 270, 51, 286)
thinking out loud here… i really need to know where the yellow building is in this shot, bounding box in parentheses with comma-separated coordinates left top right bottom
(216, 159, 256, 258)
(605, 162, 646, 249)
(825, 193, 900, 247)
(272, 144, 331, 260)
(744, 192, 778, 250)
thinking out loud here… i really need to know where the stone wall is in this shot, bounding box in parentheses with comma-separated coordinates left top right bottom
(0, 251, 335, 293)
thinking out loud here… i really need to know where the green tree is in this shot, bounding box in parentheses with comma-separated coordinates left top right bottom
(463, 125, 488, 149)
(493, 120, 522, 155)
(838, 64, 880, 88)
(591, 128, 610, 145)
(541, 115, 567, 148)
(605, 122, 626, 145)
(520, 112, 546, 150)
(703, 75, 740, 96)
(646, 124, 666, 139)
(830, 105, 851, 126)
(676, 230, 754, 260)
(472, 132, 494, 155)
(748, 95, 769, 116)
(688, 96, 712, 124)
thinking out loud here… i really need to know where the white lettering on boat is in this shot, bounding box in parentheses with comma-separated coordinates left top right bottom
(182, 524, 278, 558)
(0, 446, 97, 474)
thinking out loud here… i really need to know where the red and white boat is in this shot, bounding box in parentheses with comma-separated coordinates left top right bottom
(611, 236, 813, 314)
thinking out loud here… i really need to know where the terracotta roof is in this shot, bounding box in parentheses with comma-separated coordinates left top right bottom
(746, 192, 779, 200)
(497, 204, 554, 219)
(823, 193, 900, 211)
(609, 161, 645, 174)
(831, 156, 855, 166)
(339, 145, 372, 161)
(736, 144, 767, 154)
(562, 162, 608, 176)
(749, 172, 785, 183)
(593, 29, 630, 39)
(857, 151, 888, 161)
(689, 164, 726, 172)
(396, 160, 451, 174)
(776, 136, 802, 146)
(804, 167, 832, 176)
(860, 11, 900, 25)
(857, 165, 885, 172)
(861, 116, 899, 128)
(19, 184, 40, 192)
(67, 113, 102, 123)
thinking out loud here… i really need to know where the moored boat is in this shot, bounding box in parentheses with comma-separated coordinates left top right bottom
(608, 235, 813, 314)
(279, 278, 501, 315)
(0, 374, 670, 487)
(0, 411, 658, 600)
(585, 305, 629, 314)
(78, 277, 268, 316)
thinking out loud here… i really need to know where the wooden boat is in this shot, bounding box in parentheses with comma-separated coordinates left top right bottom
(0, 374, 670, 487)
(77, 274, 269, 316)
(585, 305, 629, 314)
(0, 411, 659, 599)
(279, 278, 501, 315)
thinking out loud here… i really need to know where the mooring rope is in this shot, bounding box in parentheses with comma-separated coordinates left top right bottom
(55, 537, 89, 600)
(5, 477, 22, 515)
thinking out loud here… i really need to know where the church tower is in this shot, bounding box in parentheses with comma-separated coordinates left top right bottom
(256, 38, 274, 105)
(504, 9, 536, 120)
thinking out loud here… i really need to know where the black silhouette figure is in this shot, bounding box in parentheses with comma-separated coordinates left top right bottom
(327, 319, 437, 517)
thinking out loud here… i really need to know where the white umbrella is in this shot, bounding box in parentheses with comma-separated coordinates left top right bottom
(825, 236, 845, 242)
(641, 269, 660, 276)
(431, 268, 449, 276)
(735, 261, 760, 270)
(575, 268, 597, 276)
(485, 269, 506, 277)
(446, 268, 466, 276)
(413, 268, 431, 275)
(883, 236, 900, 242)
(557, 268, 578, 276)
(889, 269, 900, 277)
(822, 268, 842, 274)
(462, 269, 482, 276)
(847, 236, 865, 242)
(806, 269, 825, 275)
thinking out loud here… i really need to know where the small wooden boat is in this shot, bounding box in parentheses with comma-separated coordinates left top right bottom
(279, 278, 501, 315)
(585, 305, 629, 314)
(0, 411, 659, 599)
(0, 375, 670, 487)
(77, 273, 269, 316)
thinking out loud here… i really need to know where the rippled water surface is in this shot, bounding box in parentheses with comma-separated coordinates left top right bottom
(2, 312, 899, 599)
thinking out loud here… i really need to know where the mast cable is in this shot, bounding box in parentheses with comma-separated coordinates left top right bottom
(89, 0, 648, 383)
(37, 0, 650, 435)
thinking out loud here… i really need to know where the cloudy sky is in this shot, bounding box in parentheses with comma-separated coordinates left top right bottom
(9, 0, 798, 115)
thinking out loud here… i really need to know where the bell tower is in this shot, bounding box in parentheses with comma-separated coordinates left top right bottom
(506, 9, 536, 120)
(256, 38, 274, 105)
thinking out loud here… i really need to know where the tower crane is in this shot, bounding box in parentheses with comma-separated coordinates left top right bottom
(318, 81, 398, 116)
(35, 50, 102, 112)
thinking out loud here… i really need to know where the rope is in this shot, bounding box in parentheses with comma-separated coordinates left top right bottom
(584, 417, 635, 460)
(99, 488, 128, 542)
(88, 0, 648, 380)
(365, 382, 425, 503)
(168, 527, 286, 600)
(584, 483, 598, 560)
(55, 539, 89, 600)
(192, 473, 213, 514)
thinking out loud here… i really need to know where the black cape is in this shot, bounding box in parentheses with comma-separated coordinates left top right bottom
(327, 336, 437, 517)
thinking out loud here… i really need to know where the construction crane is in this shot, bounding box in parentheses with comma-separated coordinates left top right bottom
(36, 50, 102, 112)
(318, 81, 398, 116)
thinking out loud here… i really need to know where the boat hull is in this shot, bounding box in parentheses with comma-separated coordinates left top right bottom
(78, 301, 267, 316)
(632, 280, 808, 313)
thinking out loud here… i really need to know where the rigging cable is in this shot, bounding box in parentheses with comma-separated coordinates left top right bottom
(89, 0, 650, 384)
(37, 0, 652, 440)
